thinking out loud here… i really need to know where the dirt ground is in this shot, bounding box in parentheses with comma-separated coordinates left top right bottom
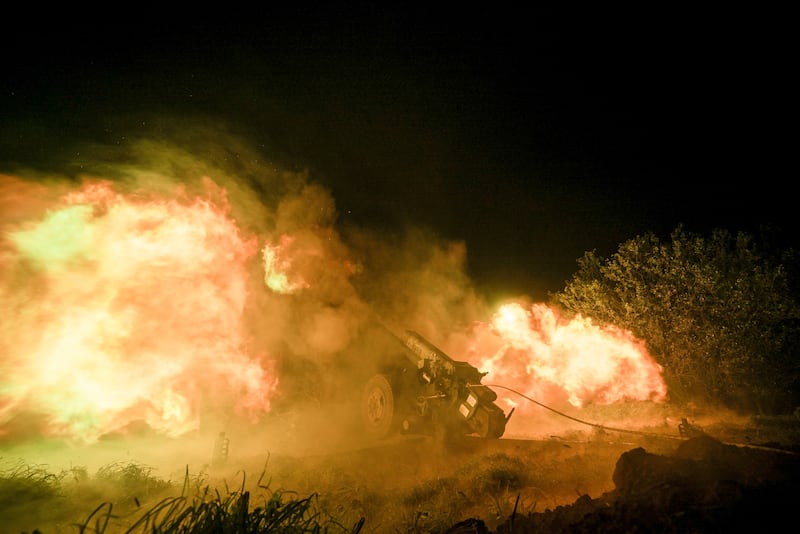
(198, 404, 800, 533)
(4, 404, 799, 533)
(237, 433, 644, 532)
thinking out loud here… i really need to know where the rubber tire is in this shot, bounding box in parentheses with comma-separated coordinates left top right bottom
(361, 374, 395, 440)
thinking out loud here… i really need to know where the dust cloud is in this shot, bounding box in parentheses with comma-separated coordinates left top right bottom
(0, 123, 496, 474)
(0, 122, 669, 505)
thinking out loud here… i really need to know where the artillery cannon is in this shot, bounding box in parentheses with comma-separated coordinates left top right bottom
(360, 329, 510, 442)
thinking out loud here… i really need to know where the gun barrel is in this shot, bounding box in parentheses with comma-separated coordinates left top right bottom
(403, 330, 453, 363)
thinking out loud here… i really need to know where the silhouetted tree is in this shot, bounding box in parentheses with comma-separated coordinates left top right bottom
(551, 226, 800, 413)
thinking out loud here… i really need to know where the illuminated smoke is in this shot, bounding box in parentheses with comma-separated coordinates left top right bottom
(0, 175, 277, 443)
(457, 302, 667, 411)
(263, 235, 310, 294)
(0, 134, 669, 449)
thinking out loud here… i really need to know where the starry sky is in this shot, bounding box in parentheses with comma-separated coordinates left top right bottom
(1, 7, 794, 301)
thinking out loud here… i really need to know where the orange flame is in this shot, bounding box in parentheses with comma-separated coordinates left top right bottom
(1, 171, 669, 445)
(0, 176, 278, 443)
(472, 302, 667, 410)
(263, 235, 311, 294)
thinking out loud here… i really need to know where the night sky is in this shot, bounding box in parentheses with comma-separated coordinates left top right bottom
(1, 8, 794, 301)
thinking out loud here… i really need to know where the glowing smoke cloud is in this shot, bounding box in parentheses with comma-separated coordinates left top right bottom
(0, 175, 278, 443)
(0, 134, 669, 447)
(458, 302, 667, 411)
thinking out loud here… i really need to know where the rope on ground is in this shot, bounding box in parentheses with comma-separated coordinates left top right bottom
(479, 383, 687, 440)
(476, 383, 800, 455)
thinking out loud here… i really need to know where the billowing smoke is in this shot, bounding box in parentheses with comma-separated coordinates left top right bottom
(0, 128, 488, 451)
(0, 126, 667, 466)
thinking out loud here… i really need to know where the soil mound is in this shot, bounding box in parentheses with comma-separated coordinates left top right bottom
(492, 436, 800, 533)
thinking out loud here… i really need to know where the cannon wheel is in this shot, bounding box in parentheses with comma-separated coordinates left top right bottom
(361, 374, 396, 440)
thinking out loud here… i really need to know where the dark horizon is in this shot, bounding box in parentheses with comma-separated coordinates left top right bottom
(1, 8, 794, 301)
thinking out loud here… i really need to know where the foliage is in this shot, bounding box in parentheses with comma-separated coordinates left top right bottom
(0, 459, 364, 534)
(0, 459, 80, 531)
(551, 226, 800, 413)
(10, 426, 798, 533)
(464, 453, 526, 494)
(94, 461, 173, 497)
(78, 489, 363, 534)
(0, 460, 65, 505)
(70, 463, 367, 534)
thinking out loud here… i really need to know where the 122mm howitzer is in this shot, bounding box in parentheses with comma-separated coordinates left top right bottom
(360, 329, 511, 442)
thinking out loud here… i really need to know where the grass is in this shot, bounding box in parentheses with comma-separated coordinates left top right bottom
(0, 460, 72, 531)
(1, 458, 365, 533)
(9, 411, 792, 533)
(0, 451, 544, 533)
(77, 488, 361, 533)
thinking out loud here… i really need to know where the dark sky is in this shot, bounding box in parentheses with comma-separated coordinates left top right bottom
(1, 8, 794, 301)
